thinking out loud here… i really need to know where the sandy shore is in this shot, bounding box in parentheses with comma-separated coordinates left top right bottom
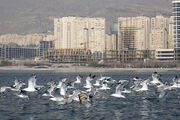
(0, 66, 179, 72)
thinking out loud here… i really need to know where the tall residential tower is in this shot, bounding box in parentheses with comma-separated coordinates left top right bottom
(173, 0, 180, 60)
(118, 16, 150, 50)
(54, 17, 105, 52)
(149, 16, 170, 50)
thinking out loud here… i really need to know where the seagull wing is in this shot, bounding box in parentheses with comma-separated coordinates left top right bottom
(14, 78, 19, 87)
(52, 88, 61, 98)
(62, 78, 67, 82)
(159, 90, 169, 99)
(28, 77, 35, 89)
(116, 84, 124, 93)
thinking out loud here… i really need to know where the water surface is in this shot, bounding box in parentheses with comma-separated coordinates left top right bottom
(0, 70, 180, 120)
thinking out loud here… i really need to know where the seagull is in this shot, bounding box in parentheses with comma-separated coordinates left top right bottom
(150, 72, 163, 85)
(131, 77, 143, 91)
(0, 86, 11, 93)
(104, 78, 116, 84)
(57, 78, 67, 88)
(120, 80, 131, 93)
(65, 90, 81, 104)
(42, 81, 56, 97)
(0, 78, 25, 93)
(158, 85, 173, 101)
(99, 75, 111, 81)
(93, 78, 101, 87)
(11, 77, 19, 88)
(136, 79, 150, 92)
(50, 88, 64, 102)
(15, 90, 29, 99)
(22, 75, 38, 92)
(32, 74, 44, 90)
(157, 82, 169, 92)
(99, 81, 110, 90)
(52, 78, 67, 97)
(84, 74, 95, 89)
(111, 81, 126, 98)
(147, 76, 179, 102)
(67, 81, 75, 89)
(89, 87, 98, 97)
(74, 75, 83, 84)
(170, 76, 180, 89)
(133, 77, 142, 81)
(10, 80, 25, 91)
(60, 82, 67, 96)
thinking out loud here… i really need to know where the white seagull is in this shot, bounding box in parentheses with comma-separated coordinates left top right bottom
(111, 82, 125, 98)
(84, 74, 95, 89)
(74, 75, 83, 84)
(22, 75, 38, 92)
(136, 79, 150, 92)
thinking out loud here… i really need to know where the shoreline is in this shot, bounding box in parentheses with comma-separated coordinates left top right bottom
(0, 66, 179, 72)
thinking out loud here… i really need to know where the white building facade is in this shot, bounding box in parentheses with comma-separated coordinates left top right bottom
(118, 16, 150, 50)
(54, 17, 105, 52)
(149, 16, 170, 50)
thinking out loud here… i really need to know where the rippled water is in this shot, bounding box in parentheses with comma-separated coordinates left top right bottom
(0, 70, 180, 120)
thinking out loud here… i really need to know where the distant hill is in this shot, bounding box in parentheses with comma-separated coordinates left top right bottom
(0, 0, 172, 34)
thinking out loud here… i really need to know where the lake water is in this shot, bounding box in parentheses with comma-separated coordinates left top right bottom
(0, 70, 180, 120)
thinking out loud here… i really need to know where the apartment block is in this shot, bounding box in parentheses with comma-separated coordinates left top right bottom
(54, 17, 105, 52)
(149, 16, 170, 50)
(118, 16, 150, 50)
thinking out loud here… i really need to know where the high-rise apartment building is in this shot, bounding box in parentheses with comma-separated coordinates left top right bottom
(149, 16, 170, 50)
(110, 24, 118, 50)
(168, 16, 174, 49)
(173, 0, 180, 60)
(118, 16, 150, 50)
(54, 17, 105, 52)
(105, 34, 116, 51)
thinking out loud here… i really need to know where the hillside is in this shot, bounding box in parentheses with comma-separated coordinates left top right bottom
(0, 0, 172, 34)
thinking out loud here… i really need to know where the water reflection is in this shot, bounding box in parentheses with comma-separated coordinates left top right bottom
(113, 109, 124, 120)
(139, 99, 150, 120)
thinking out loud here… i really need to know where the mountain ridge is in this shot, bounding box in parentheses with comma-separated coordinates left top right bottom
(0, 0, 172, 34)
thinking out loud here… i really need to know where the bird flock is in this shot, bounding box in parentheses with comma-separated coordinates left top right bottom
(0, 72, 180, 105)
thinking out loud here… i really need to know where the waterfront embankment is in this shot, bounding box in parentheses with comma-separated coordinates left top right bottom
(0, 66, 179, 73)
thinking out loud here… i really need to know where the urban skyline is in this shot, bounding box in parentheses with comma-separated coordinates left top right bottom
(0, 0, 178, 63)
(0, 15, 175, 50)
